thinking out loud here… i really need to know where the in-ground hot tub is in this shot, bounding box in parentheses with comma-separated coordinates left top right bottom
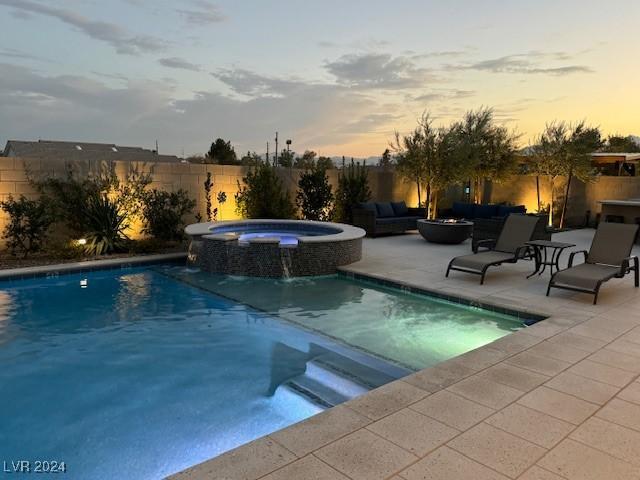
(185, 220, 366, 277)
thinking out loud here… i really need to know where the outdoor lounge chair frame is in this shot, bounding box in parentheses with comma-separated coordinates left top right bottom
(546, 249, 639, 304)
(446, 239, 533, 285)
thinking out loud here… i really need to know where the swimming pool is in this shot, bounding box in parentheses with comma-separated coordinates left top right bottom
(0, 265, 525, 479)
(164, 268, 524, 371)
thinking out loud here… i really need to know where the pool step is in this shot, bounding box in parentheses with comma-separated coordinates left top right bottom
(311, 352, 397, 390)
(279, 357, 383, 408)
(270, 341, 398, 408)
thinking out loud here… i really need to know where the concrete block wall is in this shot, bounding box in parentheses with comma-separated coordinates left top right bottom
(1, 157, 639, 246)
(489, 174, 640, 226)
(0, 158, 416, 247)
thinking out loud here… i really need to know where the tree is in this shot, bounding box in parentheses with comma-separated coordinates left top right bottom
(392, 113, 464, 219)
(206, 138, 238, 164)
(296, 161, 334, 221)
(294, 150, 317, 169)
(239, 151, 262, 166)
(333, 158, 371, 223)
(278, 150, 295, 167)
(454, 108, 519, 203)
(530, 121, 602, 228)
(602, 135, 640, 153)
(0, 195, 55, 258)
(316, 156, 335, 170)
(379, 148, 393, 169)
(235, 163, 295, 219)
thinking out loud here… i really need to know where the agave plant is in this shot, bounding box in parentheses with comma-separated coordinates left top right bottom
(83, 192, 130, 255)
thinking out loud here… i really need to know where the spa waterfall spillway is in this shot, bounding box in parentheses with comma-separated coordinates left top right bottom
(186, 220, 366, 277)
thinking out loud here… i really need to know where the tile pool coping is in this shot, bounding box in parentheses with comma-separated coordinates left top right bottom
(0, 252, 188, 281)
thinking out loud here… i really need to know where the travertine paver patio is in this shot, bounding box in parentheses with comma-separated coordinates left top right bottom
(171, 229, 640, 480)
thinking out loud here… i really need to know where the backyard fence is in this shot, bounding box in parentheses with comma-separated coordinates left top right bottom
(0, 156, 638, 246)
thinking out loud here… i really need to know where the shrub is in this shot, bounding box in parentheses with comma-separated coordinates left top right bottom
(83, 192, 130, 256)
(142, 189, 196, 241)
(296, 162, 334, 221)
(0, 195, 55, 258)
(44, 239, 85, 260)
(203, 172, 214, 221)
(128, 238, 177, 255)
(202, 173, 228, 222)
(332, 159, 371, 223)
(235, 162, 295, 219)
(216, 191, 227, 220)
(31, 163, 151, 235)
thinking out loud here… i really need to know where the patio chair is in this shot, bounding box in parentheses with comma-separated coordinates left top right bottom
(446, 214, 538, 284)
(547, 222, 639, 304)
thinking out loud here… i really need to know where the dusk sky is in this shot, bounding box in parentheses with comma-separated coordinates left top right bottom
(1, 0, 638, 157)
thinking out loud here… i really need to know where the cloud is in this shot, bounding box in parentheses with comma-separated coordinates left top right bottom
(411, 50, 470, 60)
(448, 52, 593, 76)
(412, 89, 475, 103)
(339, 113, 400, 134)
(159, 57, 201, 72)
(0, 0, 166, 55)
(8, 8, 30, 19)
(325, 53, 434, 89)
(0, 47, 50, 63)
(0, 63, 389, 156)
(212, 68, 305, 97)
(176, 0, 225, 26)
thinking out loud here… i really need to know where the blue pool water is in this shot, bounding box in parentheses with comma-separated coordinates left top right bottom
(0, 266, 524, 479)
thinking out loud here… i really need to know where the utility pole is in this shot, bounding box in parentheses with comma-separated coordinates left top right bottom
(274, 132, 279, 167)
(266, 141, 269, 164)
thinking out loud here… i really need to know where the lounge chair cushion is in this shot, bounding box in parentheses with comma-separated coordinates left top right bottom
(587, 222, 639, 266)
(391, 201, 409, 216)
(450, 251, 516, 272)
(494, 214, 539, 253)
(376, 202, 395, 218)
(552, 263, 620, 291)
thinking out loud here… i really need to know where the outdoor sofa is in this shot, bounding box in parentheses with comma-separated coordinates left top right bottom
(352, 201, 426, 237)
(547, 222, 639, 304)
(446, 214, 539, 284)
(440, 202, 526, 220)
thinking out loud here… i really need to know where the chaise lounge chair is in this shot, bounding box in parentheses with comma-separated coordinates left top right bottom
(547, 222, 639, 304)
(446, 214, 539, 284)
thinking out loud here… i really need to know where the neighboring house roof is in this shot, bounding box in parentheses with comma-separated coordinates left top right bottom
(2, 140, 181, 163)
